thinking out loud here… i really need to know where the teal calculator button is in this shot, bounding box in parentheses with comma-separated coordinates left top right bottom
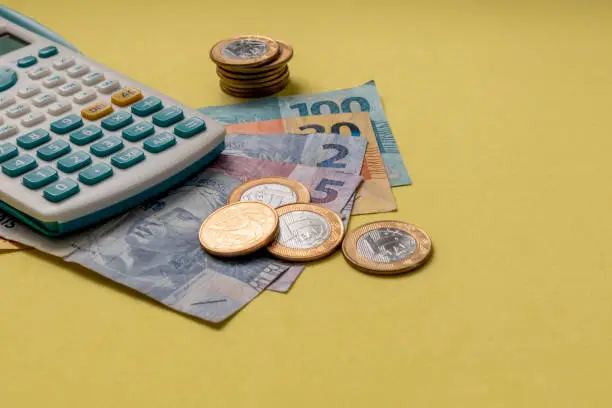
(152, 106, 184, 127)
(17, 129, 51, 149)
(22, 166, 58, 189)
(143, 132, 176, 153)
(0, 143, 18, 163)
(174, 117, 206, 138)
(90, 136, 124, 157)
(70, 125, 103, 146)
(50, 114, 83, 135)
(38, 46, 58, 58)
(101, 111, 133, 131)
(131, 96, 163, 117)
(43, 179, 79, 203)
(122, 122, 154, 142)
(0, 66, 17, 92)
(79, 163, 113, 186)
(111, 147, 145, 169)
(57, 151, 92, 173)
(17, 56, 37, 68)
(37, 139, 71, 161)
(2, 154, 38, 177)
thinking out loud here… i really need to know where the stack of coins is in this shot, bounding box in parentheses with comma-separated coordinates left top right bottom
(209, 35, 293, 98)
(199, 177, 433, 274)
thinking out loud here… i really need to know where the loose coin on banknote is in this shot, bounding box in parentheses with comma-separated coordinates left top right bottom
(342, 221, 432, 275)
(228, 177, 311, 208)
(267, 203, 344, 262)
(199, 201, 279, 257)
(210, 35, 280, 67)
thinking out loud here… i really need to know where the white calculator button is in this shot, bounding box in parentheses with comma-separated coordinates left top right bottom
(32, 93, 57, 107)
(0, 94, 16, 109)
(82, 72, 105, 86)
(67, 64, 90, 78)
(43, 75, 67, 88)
(17, 85, 41, 99)
(47, 101, 72, 116)
(58, 82, 82, 96)
(53, 55, 75, 70)
(27, 66, 51, 80)
(6, 104, 30, 118)
(0, 124, 18, 140)
(21, 111, 45, 127)
(96, 79, 121, 94)
(73, 90, 96, 105)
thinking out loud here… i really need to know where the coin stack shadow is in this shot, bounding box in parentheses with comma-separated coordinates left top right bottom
(210, 35, 293, 98)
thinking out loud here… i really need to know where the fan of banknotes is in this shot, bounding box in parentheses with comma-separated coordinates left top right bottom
(0, 81, 433, 324)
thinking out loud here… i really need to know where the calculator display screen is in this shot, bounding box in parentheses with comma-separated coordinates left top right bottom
(0, 33, 29, 56)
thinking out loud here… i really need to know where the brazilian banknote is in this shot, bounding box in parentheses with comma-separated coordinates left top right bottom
(199, 80, 411, 186)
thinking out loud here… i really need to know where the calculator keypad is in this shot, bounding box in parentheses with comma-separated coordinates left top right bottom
(1, 47, 213, 209)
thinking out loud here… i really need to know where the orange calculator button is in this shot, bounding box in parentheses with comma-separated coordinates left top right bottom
(81, 101, 113, 121)
(111, 88, 143, 107)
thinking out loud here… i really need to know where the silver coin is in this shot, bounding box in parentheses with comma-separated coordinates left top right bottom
(240, 183, 298, 208)
(276, 211, 331, 249)
(356, 228, 417, 263)
(222, 40, 269, 60)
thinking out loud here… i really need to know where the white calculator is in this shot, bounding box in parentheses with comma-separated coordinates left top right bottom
(0, 7, 226, 236)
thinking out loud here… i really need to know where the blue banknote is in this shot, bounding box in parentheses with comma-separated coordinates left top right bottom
(199, 80, 411, 186)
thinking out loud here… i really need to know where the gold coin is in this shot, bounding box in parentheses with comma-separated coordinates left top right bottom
(342, 221, 433, 275)
(267, 203, 344, 262)
(228, 177, 311, 208)
(220, 75, 290, 98)
(217, 65, 286, 81)
(220, 68, 290, 89)
(210, 35, 280, 67)
(217, 40, 293, 74)
(199, 201, 279, 257)
(217, 66, 288, 85)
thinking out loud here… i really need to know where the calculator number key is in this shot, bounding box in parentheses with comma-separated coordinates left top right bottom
(43, 179, 80, 203)
(17, 129, 51, 149)
(70, 125, 103, 146)
(37, 140, 71, 161)
(58, 151, 92, 173)
(143, 132, 176, 153)
(91, 136, 124, 157)
(2, 154, 37, 177)
(79, 163, 113, 186)
(50, 114, 83, 134)
(23, 166, 58, 189)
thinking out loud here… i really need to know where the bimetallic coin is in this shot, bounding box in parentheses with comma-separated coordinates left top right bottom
(267, 203, 344, 262)
(342, 221, 432, 275)
(199, 201, 279, 257)
(228, 177, 310, 208)
(219, 75, 290, 98)
(217, 65, 287, 81)
(210, 35, 280, 67)
(217, 40, 293, 74)
(219, 67, 290, 89)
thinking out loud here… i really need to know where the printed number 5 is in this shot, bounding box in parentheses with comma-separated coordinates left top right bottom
(311, 178, 345, 204)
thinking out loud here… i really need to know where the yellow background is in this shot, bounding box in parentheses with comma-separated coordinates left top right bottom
(1, 0, 611, 406)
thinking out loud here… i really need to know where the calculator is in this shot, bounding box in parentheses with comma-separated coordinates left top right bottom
(0, 7, 226, 237)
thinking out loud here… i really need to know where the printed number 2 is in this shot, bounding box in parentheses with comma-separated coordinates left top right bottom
(317, 144, 348, 168)
(311, 178, 345, 204)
